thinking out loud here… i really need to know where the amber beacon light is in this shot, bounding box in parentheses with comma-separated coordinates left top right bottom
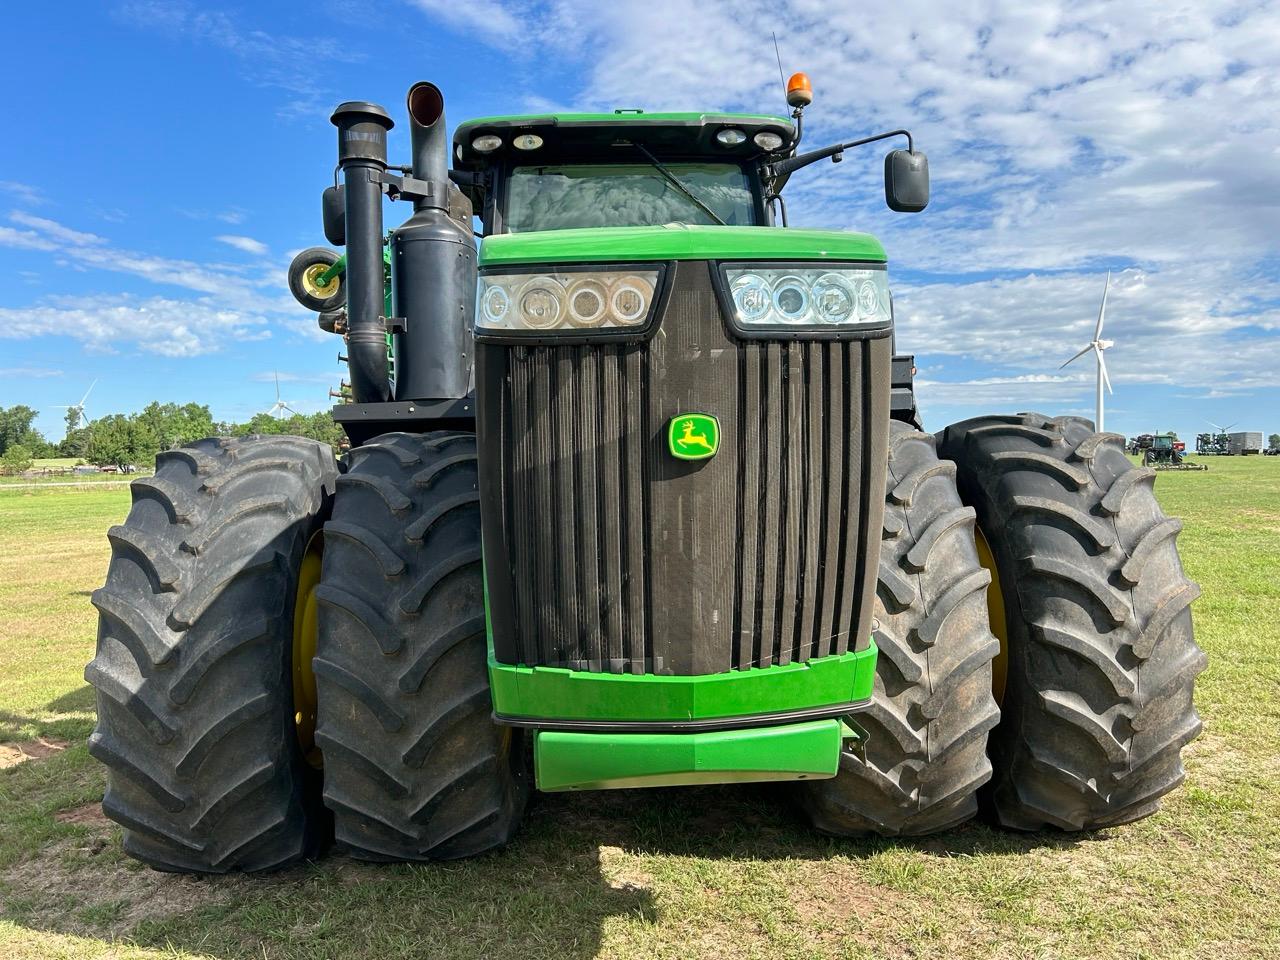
(786, 71, 814, 108)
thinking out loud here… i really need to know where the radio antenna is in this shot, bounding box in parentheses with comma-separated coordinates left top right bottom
(772, 32, 788, 104)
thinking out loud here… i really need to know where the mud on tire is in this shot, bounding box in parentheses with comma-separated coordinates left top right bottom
(86, 436, 337, 873)
(938, 413, 1205, 831)
(795, 422, 1000, 837)
(314, 431, 529, 861)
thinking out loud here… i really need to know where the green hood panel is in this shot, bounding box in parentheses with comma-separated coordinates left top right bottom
(478, 225, 887, 267)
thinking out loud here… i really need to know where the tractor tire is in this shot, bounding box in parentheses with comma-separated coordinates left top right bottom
(314, 431, 529, 861)
(938, 413, 1205, 831)
(86, 436, 337, 873)
(795, 423, 1000, 837)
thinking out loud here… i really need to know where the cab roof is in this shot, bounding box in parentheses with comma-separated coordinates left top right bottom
(452, 111, 796, 168)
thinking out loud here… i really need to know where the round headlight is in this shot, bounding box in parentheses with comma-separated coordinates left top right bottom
(480, 282, 510, 325)
(517, 278, 564, 328)
(812, 273, 856, 323)
(731, 273, 771, 322)
(753, 131, 784, 151)
(772, 275, 811, 323)
(610, 275, 654, 325)
(566, 277, 609, 326)
(716, 128, 747, 146)
(472, 134, 502, 153)
(513, 133, 544, 151)
(857, 279, 882, 319)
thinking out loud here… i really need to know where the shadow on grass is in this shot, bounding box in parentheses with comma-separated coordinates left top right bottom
(0, 685, 95, 744)
(4, 774, 1090, 960)
(3, 685, 1088, 959)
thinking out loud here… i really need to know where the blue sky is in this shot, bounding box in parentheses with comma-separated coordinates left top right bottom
(2, 0, 1278, 443)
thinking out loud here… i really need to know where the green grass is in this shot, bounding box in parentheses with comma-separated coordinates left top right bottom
(1, 459, 1278, 959)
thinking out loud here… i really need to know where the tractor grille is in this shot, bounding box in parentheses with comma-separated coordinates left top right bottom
(478, 260, 889, 676)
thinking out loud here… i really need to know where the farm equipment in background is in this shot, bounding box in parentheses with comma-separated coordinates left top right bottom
(1196, 431, 1230, 456)
(85, 75, 1205, 874)
(1143, 433, 1208, 470)
(1128, 433, 1155, 456)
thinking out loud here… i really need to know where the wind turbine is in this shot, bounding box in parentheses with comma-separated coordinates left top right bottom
(1060, 273, 1115, 432)
(53, 379, 98, 431)
(262, 372, 299, 419)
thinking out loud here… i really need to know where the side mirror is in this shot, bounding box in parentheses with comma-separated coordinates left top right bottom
(884, 149, 929, 212)
(322, 185, 346, 245)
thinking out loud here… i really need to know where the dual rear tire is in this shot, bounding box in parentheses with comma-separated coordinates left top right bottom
(799, 413, 1204, 837)
(87, 432, 525, 873)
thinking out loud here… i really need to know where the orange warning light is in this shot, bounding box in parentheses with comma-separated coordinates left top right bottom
(786, 72, 813, 108)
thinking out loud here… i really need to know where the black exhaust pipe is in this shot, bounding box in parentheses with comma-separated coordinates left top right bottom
(407, 82, 449, 213)
(331, 100, 394, 404)
(391, 82, 476, 402)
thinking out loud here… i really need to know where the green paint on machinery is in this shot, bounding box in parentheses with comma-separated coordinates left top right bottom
(86, 68, 1205, 877)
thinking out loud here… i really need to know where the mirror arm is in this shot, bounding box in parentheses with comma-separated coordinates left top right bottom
(765, 128, 915, 182)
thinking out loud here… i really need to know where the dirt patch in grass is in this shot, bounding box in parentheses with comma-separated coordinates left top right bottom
(2, 839, 235, 939)
(0, 737, 70, 769)
(53, 803, 110, 827)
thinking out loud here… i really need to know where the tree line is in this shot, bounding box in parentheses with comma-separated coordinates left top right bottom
(0, 402, 344, 475)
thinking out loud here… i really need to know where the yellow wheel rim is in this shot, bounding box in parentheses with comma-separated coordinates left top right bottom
(974, 524, 1009, 706)
(302, 262, 341, 301)
(292, 532, 324, 769)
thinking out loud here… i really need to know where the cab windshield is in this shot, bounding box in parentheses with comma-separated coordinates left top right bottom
(505, 162, 756, 233)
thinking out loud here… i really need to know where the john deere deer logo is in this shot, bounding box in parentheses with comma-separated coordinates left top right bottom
(668, 413, 720, 461)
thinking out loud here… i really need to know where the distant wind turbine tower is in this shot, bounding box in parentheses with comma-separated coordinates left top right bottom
(1060, 273, 1114, 432)
(263, 372, 299, 419)
(53, 379, 98, 431)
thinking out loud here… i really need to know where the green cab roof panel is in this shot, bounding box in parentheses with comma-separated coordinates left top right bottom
(478, 224, 887, 266)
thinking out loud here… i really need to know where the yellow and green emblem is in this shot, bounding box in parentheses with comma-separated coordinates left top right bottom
(668, 413, 720, 460)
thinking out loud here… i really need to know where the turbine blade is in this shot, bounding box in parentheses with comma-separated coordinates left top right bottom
(274, 371, 281, 401)
(80, 379, 98, 406)
(1095, 346, 1113, 394)
(1059, 344, 1093, 369)
(1094, 271, 1110, 340)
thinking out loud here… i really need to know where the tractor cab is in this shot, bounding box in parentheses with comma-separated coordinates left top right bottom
(451, 111, 795, 234)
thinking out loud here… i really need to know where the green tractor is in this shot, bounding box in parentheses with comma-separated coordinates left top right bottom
(86, 77, 1205, 872)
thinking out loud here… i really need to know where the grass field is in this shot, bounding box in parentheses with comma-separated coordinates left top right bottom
(1, 458, 1278, 959)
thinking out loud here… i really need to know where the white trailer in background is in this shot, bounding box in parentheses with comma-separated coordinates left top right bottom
(1228, 431, 1263, 455)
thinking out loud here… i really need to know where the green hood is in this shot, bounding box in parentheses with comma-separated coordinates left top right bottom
(478, 224, 886, 267)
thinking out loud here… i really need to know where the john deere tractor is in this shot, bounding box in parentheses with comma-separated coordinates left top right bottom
(87, 77, 1205, 872)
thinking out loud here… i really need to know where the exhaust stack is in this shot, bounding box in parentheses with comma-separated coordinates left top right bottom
(407, 82, 449, 213)
(330, 101, 394, 404)
(390, 82, 476, 403)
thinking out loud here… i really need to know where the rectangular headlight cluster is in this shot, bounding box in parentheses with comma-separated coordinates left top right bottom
(722, 265, 891, 328)
(476, 267, 662, 333)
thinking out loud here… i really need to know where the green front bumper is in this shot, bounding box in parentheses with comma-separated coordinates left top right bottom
(488, 642, 878, 730)
(535, 718, 855, 792)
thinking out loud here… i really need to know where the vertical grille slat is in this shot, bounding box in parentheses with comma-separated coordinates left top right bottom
(488, 262, 886, 676)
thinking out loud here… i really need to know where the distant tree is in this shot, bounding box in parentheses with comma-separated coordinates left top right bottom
(87, 414, 159, 473)
(0, 443, 33, 476)
(233, 411, 344, 448)
(0, 405, 45, 456)
(1270, 433, 1280, 451)
(59, 425, 92, 459)
(137, 402, 215, 450)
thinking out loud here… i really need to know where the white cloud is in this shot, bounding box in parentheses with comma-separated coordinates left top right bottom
(10, 212, 107, 247)
(0, 366, 63, 379)
(216, 234, 269, 256)
(0, 295, 274, 357)
(0, 181, 44, 206)
(406, 0, 523, 42)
